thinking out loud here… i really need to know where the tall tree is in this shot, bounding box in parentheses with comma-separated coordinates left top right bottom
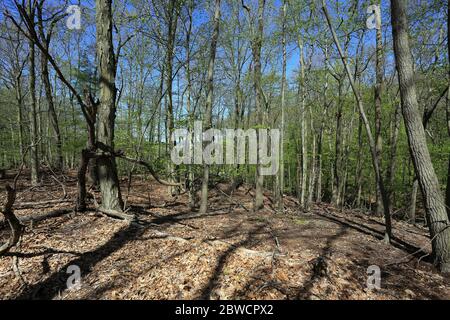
(96, 0, 123, 211)
(243, 0, 266, 211)
(28, 0, 39, 186)
(322, 0, 392, 242)
(297, 33, 308, 209)
(36, 1, 63, 170)
(184, 0, 196, 209)
(276, 0, 287, 212)
(374, 0, 384, 216)
(199, 0, 222, 214)
(164, 0, 180, 196)
(4, 27, 27, 163)
(391, 0, 450, 273)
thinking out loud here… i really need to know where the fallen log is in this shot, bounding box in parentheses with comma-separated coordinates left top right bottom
(0, 208, 73, 230)
(14, 199, 73, 210)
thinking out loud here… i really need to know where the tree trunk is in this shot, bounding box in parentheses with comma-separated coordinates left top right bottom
(29, 38, 39, 185)
(251, 0, 266, 211)
(446, 154, 450, 219)
(391, 0, 450, 273)
(14, 74, 25, 162)
(199, 0, 221, 214)
(165, 0, 179, 196)
(332, 80, 344, 206)
(95, 0, 123, 211)
(355, 117, 363, 207)
(316, 49, 329, 203)
(36, 4, 63, 171)
(316, 123, 323, 202)
(307, 105, 316, 209)
(446, 0, 450, 219)
(386, 102, 402, 210)
(185, 0, 196, 209)
(410, 178, 418, 224)
(323, 1, 392, 242)
(298, 37, 308, 209)
(374, 0, 384, 216)
(276, 0, 287, 212)
(40, 53, 63, 170)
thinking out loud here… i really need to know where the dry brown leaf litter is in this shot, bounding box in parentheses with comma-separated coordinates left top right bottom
(0, 172, 449, 300)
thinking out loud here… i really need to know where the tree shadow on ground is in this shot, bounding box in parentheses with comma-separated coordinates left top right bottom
(131, 204, 227, 225)
(229, 225, 347, 300)
(296, 225, 347, 299)
(14, 223, 145, 300)
(79, 245, 195, 299)
(196, 222, 268, 299)
(12, 201, 232, 299)
(313, 210, 432, 263)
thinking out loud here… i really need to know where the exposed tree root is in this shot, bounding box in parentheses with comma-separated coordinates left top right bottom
(95, 206, 136, 221)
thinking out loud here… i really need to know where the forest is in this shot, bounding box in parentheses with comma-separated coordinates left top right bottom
(0, 0, 449, 300)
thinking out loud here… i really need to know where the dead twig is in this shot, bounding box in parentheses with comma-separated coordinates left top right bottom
(215, 185, 250, 212)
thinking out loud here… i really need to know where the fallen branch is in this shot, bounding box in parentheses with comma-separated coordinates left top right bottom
(139, 229, 194, 242)
(50, 174, 67, 199)
(215, 185, 250, 212)
(14, 199, 73, 210)
(0, 208, 73, 230)
(41, 162, 68, 199)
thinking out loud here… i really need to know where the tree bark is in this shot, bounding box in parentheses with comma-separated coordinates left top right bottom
(76, 91, 98, 212)
(36, 3, 63, 171)
(331, 75, 346, 206)
(276, 0, 287, 212)
(95, 0, 123, 211)
(246, 0, 266, 211)
(307, 104, 316, 210)
(386, 102, 402, 210)
(12, 46, 25, 162)
(165, 0, 179, 196)
(199, 0, 221, 214)
(446, 0, 450, 219)
(28, 1, 39, 186)
(185, 0, 196, 209)
(374, 0, 384, 216)
(409, 178, 418, 224)
(391, 0, 450, 273)
(298, 37, 308, 209)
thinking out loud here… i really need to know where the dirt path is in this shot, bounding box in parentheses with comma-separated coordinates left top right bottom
(1, 174, 449, 300)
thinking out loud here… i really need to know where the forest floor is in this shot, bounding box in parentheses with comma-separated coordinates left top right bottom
(0, 170, 449, 300)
